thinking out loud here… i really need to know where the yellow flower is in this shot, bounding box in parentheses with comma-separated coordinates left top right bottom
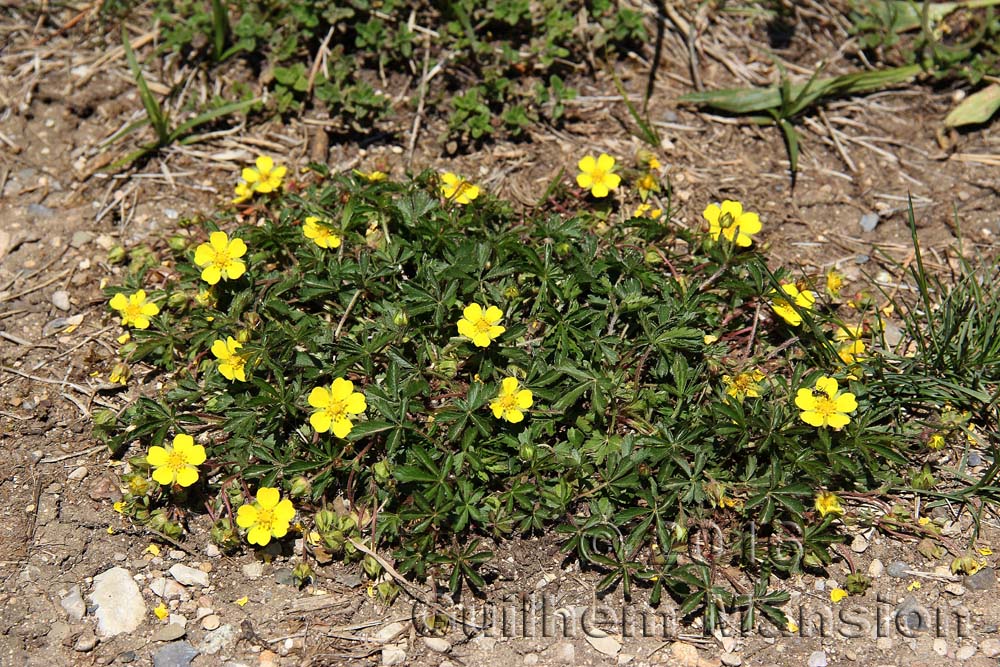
(786, 620, 799, 633)
(109, 362, 130, 385)
(232, 181, 253, 205)
(117, 332, 131, 344)
(194, 288, 215, 308)
(723, 369, 765, 401)
(242, 155, 286, 194)
(834, 324, 863, 342)
(440, 172, 480, 204)
(236, 487, 295, 547)
(703, 334, 719, 344)
(951, 554, 983, 575)
(636, 172, 659, 200)
(355, 169, 387, 182)
(193, 231, 247, 285)
(456, 303, 506, 348)
(826, 268, 845, 298)
(796, 377, 858, 430)
(907, 581, 921, 591)
(703, 200, 761, 247)
(576, 153, 621, 198)
(113, 501, 126, 513)
(146, 433, 206, 488)
(770, 283, 816, 327)
(153, 602, 168, 620)
(211, 336, 248, 382)
(633, 203, 662, 219)
(838, 339, 866, 365)
(302, 216, 341, 249)
(308, 378, 367, 438)
(814, 490, 845, 518)
(830, 588, 848, 602)
(109, 289, 160, 329)
(490, 377, 534, 423)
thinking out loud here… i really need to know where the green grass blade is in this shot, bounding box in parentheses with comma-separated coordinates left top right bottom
(210, 0, 230, 62)
(122, 27, 169, 145)
(778, 118, 800, 175)
(168, 98, 259, 142)
(608, 66, 660, 147)
(678, 64, 922, 114)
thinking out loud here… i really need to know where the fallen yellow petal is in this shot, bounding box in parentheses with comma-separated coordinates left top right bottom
(154, 603, 168, 620)
(236, 596, 249, 607)
(145, 544, 161, 557)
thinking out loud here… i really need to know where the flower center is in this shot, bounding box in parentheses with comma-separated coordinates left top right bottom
(719, 212, 736, 229)
(165, 450, 188, 473)
(212, 248, 231, 268)
(812, 395, 838, 417)
(255, 507, 276, 531)
(497, 394, 518, 411)
(591, 167, 606, 183)
(324, 399, 347, 421)
(474, 318, 493, 334)
(124, 302, 143, 319)
(732, 375, 753, 391)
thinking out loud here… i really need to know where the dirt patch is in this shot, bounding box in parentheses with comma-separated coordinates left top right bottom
(2, 3, 1000, 667)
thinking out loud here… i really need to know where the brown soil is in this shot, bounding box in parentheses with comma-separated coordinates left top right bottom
(2, 3, 999, 667)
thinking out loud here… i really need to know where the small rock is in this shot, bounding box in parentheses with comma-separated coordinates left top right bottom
(618, 654, 634, 665)
(850, 534, 869, 553)
(897, 595, 930, 633)
(845, 649, 857, 661)
(152, 624, 187, 642)
(153, 640, 199, 667)
(423, 637, 450, 653)
(199, 624, 236, 655)
(27, 203, 55, 218)
(868, 559, 884, 578)
(807, 651, 827, 667)
(73, 629, 97, 652)
(721, 636, 737, 653)
(523, 655, 539, 666)
(168, 550, 186, 560)
(981, 639, 1000, 657)
(67, 466, 88, 481)
(204, 544, 221, 558)
(966, 567, 996, 591)
(86, 476, 122, 502)
(876, 637, 893, 651)
(382, 644, 407, 666)
(969, 451, 984, 467)
(70, 231, 94, 248)
(887, 561, 910, 578)
(119, 651, 137, 663)
(933, 638, 948, 656)
(60, 585, 86, 620)
(374, 622, 406, 643)
(259, 649, 279, 667)
(945, 583, 966, 596)
(859, 212, 880, 232)
(586, 633, 622, 657)
(169, 614, 187, 628)
(150, 577, 185, 600)
(241, 563, 264, 580)
(89, 567, 146, 637)
(51, 290, 71, 311)
(202, 614, 221, 631)
(274, 568, 295, 586)
(957, 645, 976, 660)
(720, 653, 742, 666)
(550, 642, 575, 664)
(170, 564, 209, 588)
(670, 642, 700, 667)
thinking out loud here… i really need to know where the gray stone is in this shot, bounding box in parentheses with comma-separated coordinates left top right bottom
(153, 640, 198, 667)
(896, 595, 930, 633)
(73, 629, 97, 652)
(374, 622, 406, 643)
(423, 637, 450, 653)
(60, 585, 86, 620)
(150, 577, 185, 600)
(381, 643, 407, 666)
(241, 562, 264, 580)
(969, 451, 984, 467)
(169, 564, 209, 588)
(152, 624, 187, 642)
(887, 561, 910, 577)
(720, 653, 742, 666)
(967, 567, 996, 591)
(89, 567, 146, 637)
(201, 614, 221, 631)
(27, 203, 54, 218)
(859, 212, 880, 232)
(70, 231, 94, 248)
(274, 568, 295, 586)
(550, 642, 575, 664)
(204, 544, 221, 558)
(51, 290, 71, 311)
(807, 651, 827, 667)
(957, 644, 976, 660)
(981, 639, 1000, 657)
(67, 466, 88, 481)
(199, 624, 236, 656)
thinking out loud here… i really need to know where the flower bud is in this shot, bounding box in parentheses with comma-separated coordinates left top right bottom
(167, 235, 188, 252)
(315, 509, 336, 533)
(393, 310, 408, 327)
(167, 291, 189, 309)
(107, 244, 127, 264)
(289, 476, 312, 499)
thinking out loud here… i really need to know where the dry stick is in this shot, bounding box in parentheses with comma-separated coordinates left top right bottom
(306, 27, 336, 96)
(333, 290, 362, 340)
(406, 45, 431, 171)
(38, 444, 105, 464)
(818, 108, 857, 174)
(0, 269, 71, 304)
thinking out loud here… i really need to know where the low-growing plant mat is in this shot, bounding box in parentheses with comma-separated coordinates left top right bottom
(3, 2, 1000, 666)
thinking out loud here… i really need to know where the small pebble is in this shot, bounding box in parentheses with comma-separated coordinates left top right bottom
(51, 290, 71, 311)
(67, 466, 88, 481)
(981, 638, 1000, 657)
(956, 644, 976, 660)
(423, 637, 450, 653)
(859, 212, 880, 232)
(933, 638, 948, 656)
(202, 614, 221, 631)
(73, 629, 97, 652)
(807, 650, 827, 667)
(887, 561, 910, 578)
(720, 652, 742, 666)
(966, 567, 996, 591)
(242, 563, 264, 580)
(850, 534, 869, 553)
(868, 559, 884, 577)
